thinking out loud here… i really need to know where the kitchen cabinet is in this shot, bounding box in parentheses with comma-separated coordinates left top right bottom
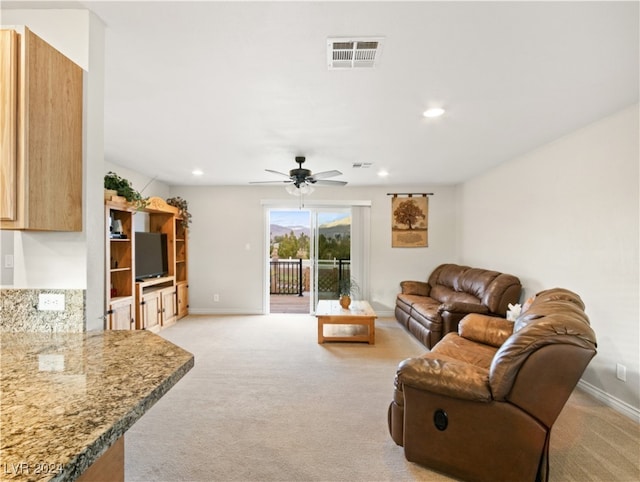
(139, 288, 162, 331)
(0, 27, 83, 231)
(177, 282, 189, 319)
(136, 279, 177, 331)
(108, 298, 136, 331)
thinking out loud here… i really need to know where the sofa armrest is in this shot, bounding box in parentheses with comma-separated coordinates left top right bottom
(396, 356, 491, 402)
(458, 314, 514, 347)
(438, 301, 489, 315)
(400, 280, 430, 297)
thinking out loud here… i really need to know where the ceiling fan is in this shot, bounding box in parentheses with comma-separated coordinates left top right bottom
(250, 156, 347, 188)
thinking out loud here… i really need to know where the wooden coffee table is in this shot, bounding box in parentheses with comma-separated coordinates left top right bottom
(316, 300, 377, 344)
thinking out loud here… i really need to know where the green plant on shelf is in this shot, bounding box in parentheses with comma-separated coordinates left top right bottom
(166, 196, 192, 230)
(104, 171, 148, 210)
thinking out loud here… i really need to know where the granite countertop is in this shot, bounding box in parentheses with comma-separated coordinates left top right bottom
(0, 330, 194, 482)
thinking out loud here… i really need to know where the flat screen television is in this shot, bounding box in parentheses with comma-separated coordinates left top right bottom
(135, 232, 168, 281)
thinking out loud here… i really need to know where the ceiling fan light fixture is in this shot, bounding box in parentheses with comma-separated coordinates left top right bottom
(286, 184, 314, 196)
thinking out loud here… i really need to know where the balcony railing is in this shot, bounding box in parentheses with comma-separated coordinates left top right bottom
(270, 259, 350, 297)
(270, 259, 304, 296)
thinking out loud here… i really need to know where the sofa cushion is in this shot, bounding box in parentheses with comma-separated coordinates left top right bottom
(481, 273, 523, 315)
(397, 293, 430, 311)
(400, 280, 430, 297)
(529, 287, 585, 310)
(458, 268, 501, 298)
(432, 332, 497, 371)
(396, 355, 491, 402)
(427, 264, 470, 291)
(515, 300, 588, 333)
(430, 284, 480, 305)
(438, 300, 489, 315)
(459, 313, 514, 348)
(407, 318, 440, 348)
(411, 298, 442, 322)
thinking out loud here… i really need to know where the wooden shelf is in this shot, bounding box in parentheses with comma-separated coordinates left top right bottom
(106, 197, 189, 330)
(110, 295, 133, 303)
(137, 276, 174, 291)
(106, 205, 135, 329)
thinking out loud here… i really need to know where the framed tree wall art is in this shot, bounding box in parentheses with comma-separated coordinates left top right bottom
(390, 194, 429, 247)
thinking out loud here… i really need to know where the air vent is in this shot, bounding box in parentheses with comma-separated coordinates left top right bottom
(352, 162, 373, 168)
(327, 37, 384, 69)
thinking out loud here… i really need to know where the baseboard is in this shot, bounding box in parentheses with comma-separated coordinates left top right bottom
(188, 308, 264, 316)
(577, 380, 640, 422)
(375, 309, 394, 318)
(189, 308, 397, 317)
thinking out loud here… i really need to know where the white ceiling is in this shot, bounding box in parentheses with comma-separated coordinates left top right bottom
(5, 1, 639, 187)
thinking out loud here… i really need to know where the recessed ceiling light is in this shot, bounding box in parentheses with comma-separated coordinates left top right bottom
(423, 107, 445, 118)
(378, 170, 389, 177)
(192, 169, 204, 176)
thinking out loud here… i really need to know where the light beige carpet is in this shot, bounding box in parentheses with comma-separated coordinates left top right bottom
(125, 315, 639, 481)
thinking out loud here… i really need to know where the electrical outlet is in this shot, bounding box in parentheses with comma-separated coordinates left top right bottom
(4, 254, 14, 268)
(616, 363, 627, 382)
(213, 294, 220, 302)
(38, 293, 65, 311)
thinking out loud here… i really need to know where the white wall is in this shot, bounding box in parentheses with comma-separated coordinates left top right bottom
(458, 104, 640, 414)
(1, 10, 106, 330)
(168, 184, 458, 316)
(83, 13, 106, 330)
(0, 230, 14, 286)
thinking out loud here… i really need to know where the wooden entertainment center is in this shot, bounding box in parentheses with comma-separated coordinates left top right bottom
(105, 196, 189, 331)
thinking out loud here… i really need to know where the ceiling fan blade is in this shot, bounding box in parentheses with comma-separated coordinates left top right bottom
(308, 170, 342, 181)
(265, 169, 291, 178)
(249, 180, 293, 184)
(313, 179, 348, 186)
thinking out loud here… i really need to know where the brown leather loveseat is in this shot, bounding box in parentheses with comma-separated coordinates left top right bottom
(388, 288, 598, 482)
(395, 263, 522, 348)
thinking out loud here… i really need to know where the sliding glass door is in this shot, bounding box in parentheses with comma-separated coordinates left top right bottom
(312, 208, 351, 305)
(265, 202, 369, 314)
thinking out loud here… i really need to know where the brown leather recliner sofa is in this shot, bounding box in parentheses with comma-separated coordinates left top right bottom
(388, 288, 598, 482)
(395, 263, 522, 348)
